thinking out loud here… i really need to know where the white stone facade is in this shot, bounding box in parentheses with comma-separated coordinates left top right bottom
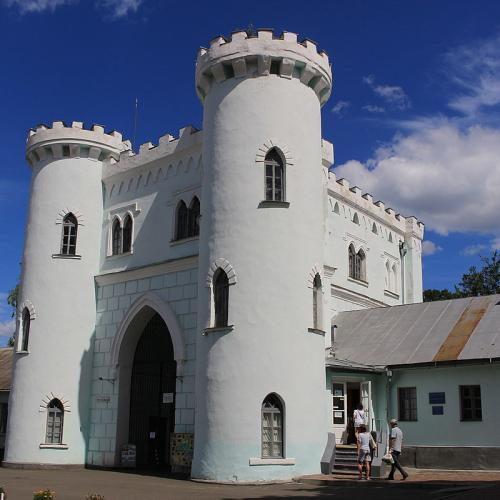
(4, 29, 423, 481)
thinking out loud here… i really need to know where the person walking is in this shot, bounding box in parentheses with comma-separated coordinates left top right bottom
(357, 425, 375, 480)
(353, 403, 365, 441)
(387, 418, 409, 480)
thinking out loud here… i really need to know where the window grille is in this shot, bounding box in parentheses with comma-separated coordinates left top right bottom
(21, 307, 31, 351)
(213, 268, 229, 328)
(262, 394, 284, 458)
(460, 385, 482, 421)
(46, 399, 64, 444)
(60, 213, 78, 255)
(112, 218, 122, 255)
(188, 197, 200, 237)
(398, 387, 417, 421)
(122, 215, 133, 253)
(175, 201, 188, 240)
(264, 148, 285, 202)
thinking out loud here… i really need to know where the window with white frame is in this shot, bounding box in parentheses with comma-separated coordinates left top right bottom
(213, 268, 229, 328)
(349, 245, 366, 281)
(122, 214, 133, 253)
(188, 197, 200, 237)
(262, 393, 284, 458)
(264, 148, 285, 202)
(312, 273, 323, 330)
(21, 307, 31, 352)
(60, 213, 78, 256)
(112, 218, 122, 255)
(46, 399, 64, 444)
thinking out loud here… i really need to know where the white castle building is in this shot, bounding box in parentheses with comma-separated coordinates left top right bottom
(4, 29, 424, 481)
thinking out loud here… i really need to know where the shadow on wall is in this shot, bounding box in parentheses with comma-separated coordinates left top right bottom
(79, 329, 95, 467)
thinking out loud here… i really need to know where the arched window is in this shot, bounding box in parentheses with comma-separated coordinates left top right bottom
(372, 222, 378, 234)
(188, 197, 200, 237)
(333, 202, 340, 214)
(392, 264, 398, 293)
(46, 399, 64, 444)
(21, 307, 31, 352)
(262, 393, 284, 458)
(112, 218, 122, 255)
(213, 268, 229, 328)
(348, 244, 356, 279)
(389, 232, 393, 243)
(349, 245, 366, 281)
(264, 148, 285, 202)
(385, 261, 391, 290)
(122, 215, 133, 253)
(312, 274, 322, 330)
(353, 212, 359, 225)
(175, 201, 188, 240)
(60, 213, 78, 255)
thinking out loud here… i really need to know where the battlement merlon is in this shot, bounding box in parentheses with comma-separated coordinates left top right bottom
(195, 29, 333, 106)
(327, 170, 425, 237)
(26, 121, 128, 167)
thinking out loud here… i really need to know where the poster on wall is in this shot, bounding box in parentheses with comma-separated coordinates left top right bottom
(170, 433, 194, 467)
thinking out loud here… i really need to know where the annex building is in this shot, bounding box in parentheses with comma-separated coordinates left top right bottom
(4, 28, 497, 481)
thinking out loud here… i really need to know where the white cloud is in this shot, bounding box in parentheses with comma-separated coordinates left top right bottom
(363, 74, 410, 110)
(5, 0, 75, 13)
(97, 0, 142, 18)
(422, 240, 443, 256)
(461, 244, 487, 256)
(446, 34, 500, 117)
(363, 104, 386, 113)
(331, 100, 350, 117)
(5, 0, 143, 17)
(334, 123, 500, 236)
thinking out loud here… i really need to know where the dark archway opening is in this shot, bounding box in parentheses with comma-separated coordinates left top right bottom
(129, 313, 176, 469)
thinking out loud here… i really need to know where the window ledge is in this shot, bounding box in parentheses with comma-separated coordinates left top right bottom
(170, 236, 199, 246)
(39, 444, 68, 450)
(308, 328, 325, 336)
(258, 201, 290, 209)
(106, 250, 133, 260)
(347, 277, 369, 287)
(16, 350, 29, 355)
(249, 458, 296, 466)
(52, 254, 82, 260)
(384, 289, 400, 299)
(202, 325, 234, 336)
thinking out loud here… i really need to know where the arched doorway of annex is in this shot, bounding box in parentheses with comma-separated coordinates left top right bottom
(111, 291, 185, 469)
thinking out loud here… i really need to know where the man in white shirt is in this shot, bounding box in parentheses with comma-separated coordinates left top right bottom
(387, 418, 409, 480)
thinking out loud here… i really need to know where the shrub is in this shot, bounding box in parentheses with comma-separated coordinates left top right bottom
(33, 490, 55, 500)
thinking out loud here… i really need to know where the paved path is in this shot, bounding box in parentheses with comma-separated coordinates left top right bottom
(0, 467, 499, 499)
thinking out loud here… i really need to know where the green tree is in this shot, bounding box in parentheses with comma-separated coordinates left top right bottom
(456, 250, 500, 297)
(6, 284, 19, 347)
(424, 251, 500, 302)
(423, 288, 459, 302)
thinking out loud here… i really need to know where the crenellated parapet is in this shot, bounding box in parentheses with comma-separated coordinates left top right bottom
(103, 125, 202, 178)
(327, 170, 425, 238)
(195, 29, 332, 106)
(26, 121, 128, 167)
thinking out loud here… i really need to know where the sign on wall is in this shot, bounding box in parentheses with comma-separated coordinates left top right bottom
(428, 392, 446, 405)
(170, 433, 194, 467)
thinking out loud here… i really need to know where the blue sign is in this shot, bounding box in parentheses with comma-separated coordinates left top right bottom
(429, 392, 446, 405)
(432, 406, 444, 415)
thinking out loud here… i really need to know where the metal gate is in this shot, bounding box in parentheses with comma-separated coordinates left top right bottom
(129, 313, 176, 468)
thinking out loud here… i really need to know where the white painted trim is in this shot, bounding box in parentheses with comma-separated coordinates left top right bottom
(110, 291, 186, 375)
(255, 140, 294, 166)
(307, 263, 323, 289)
(249, 458, 296, 466)
(206, 258, 237, 287)
(107, 202, 141, 219)
(19, 299, 36, 320)
(39, 394, 71, 413)
(95, 255, 198, 286)
(39, 444, 69, 449)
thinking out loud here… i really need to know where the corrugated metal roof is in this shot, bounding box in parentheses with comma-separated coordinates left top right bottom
(0, 348, 13, 391)
(331, 295, 500, 367)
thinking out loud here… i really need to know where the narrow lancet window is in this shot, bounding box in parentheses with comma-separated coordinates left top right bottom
(61, 213, 78, 255)
(213, 268, 229, 328)
(112, 218, 122, 255)
(21, 307, 31, 352)
(188, 197, 200, 237)
(122, 215, 133, 253)
(175, 201, 188, 240)
(262, 394, 284, 458)
(264, 148, 285, 202)
(46, 399, 64, 444)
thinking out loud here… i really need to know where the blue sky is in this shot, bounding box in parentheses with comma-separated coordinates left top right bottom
(1, 0, 500, 343)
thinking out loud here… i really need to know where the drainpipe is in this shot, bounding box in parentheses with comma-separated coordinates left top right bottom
(399, 241, 408, 304)
(385, 368, 393, 451)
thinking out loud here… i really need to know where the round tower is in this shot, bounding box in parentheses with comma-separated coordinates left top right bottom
(193, 30, 332, 480)
(4, 122, 126, 466)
